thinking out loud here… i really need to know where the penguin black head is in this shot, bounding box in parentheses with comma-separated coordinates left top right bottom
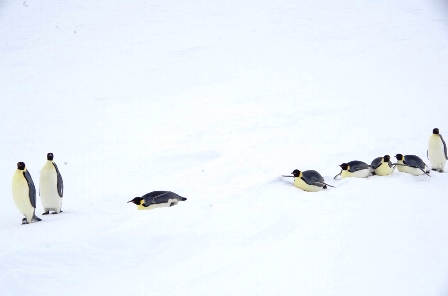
(17, 162, 25, 170)
(433, 128, 439, 134)
(383, 155, 391, 162)
(47, 153, 54, 161)
(395, 154, 404, 161)
(339, 163, 349, 170)
(291, 169, 301, 177)
(127, 197, 143, 205)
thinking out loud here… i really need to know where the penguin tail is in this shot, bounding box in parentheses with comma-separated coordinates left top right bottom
(32, 213, 42, 222)
(180, 197, 187, 201)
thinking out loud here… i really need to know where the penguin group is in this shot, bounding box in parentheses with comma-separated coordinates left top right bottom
(12, 153, 64, 225)
(11, 128, 446, 222)
(12, 153, 187, 224)
(284, 128, 447, 192)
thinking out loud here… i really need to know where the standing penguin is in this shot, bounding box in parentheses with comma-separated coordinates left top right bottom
(394, 154, 430, 176)
(12, 162, 41, 224)
(427, 128, 448, 172)
(284, 169, 334, 192)
(39, 153, 64, 214)
(370, 155, 394, 176)
(335, 160, 371, 179)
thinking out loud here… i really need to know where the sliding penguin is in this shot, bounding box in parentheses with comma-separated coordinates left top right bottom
(395, 154, 430, 176)
(128, 191, 187, 210)
(12, 162, 41, 224)
(39, 153, 64, 214)
(336, 160, 371, 179)
(287, 169, 334, 192)
(427, 128, 447, 172)
(370, 155, 394, 176)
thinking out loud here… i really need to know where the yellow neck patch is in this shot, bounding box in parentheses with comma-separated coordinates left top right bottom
(137, 201, 146, 210)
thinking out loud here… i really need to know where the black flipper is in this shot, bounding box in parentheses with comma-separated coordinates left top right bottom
(440, 134, 448, 160)
(314, 182, 335, 188)
(334, 170, 343, 180)
(419, 168, 431, 177)
(53, 162, 63, 197)
(23, 170, 36, 208)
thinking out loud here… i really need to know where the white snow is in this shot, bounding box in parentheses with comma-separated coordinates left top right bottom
(1, 0, 448, 295)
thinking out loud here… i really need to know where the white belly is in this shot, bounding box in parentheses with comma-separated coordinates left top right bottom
(12, 171, 35, 222)
(137, 199, 179, 210)
(396, 161, 426, 176)
(374, 163, 394, 176)
(294, 178, 322, 192)
(341, 168, 371, 178)
(428, 135, 446, 171)
(40, 164, 62, 211)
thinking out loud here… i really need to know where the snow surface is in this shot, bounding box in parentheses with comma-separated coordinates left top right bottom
(1, 0, 448, 295)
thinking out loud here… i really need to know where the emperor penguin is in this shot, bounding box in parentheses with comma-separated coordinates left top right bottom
(128, 191, 187, 210)
(12, 162, 41, 224)
(284, 169, 334, 192)
(394, 154, 430, 176)
(336, 160, 371, 179)
(427, 128, 448, 172)
(39, 153, 64, 214)
(370, 155, 394, 176)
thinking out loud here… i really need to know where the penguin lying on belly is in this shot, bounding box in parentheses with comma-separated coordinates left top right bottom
(394, 154, 430, 176)
(128, 191, 187, 210)
(335, 160, 371, 179)
(370, 155, 394, 176)
(283, 169, 335, 192)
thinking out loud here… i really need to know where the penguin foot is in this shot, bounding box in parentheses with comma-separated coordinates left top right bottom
(21, 218, 29, 225)
(51, 211, 60, 214)
(432, 169, 438, 171)
(33, 216, 42, 222)
(439, 170, 444, 173)
(170, 202, 175, 207)
(42, 211, 50, 215)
